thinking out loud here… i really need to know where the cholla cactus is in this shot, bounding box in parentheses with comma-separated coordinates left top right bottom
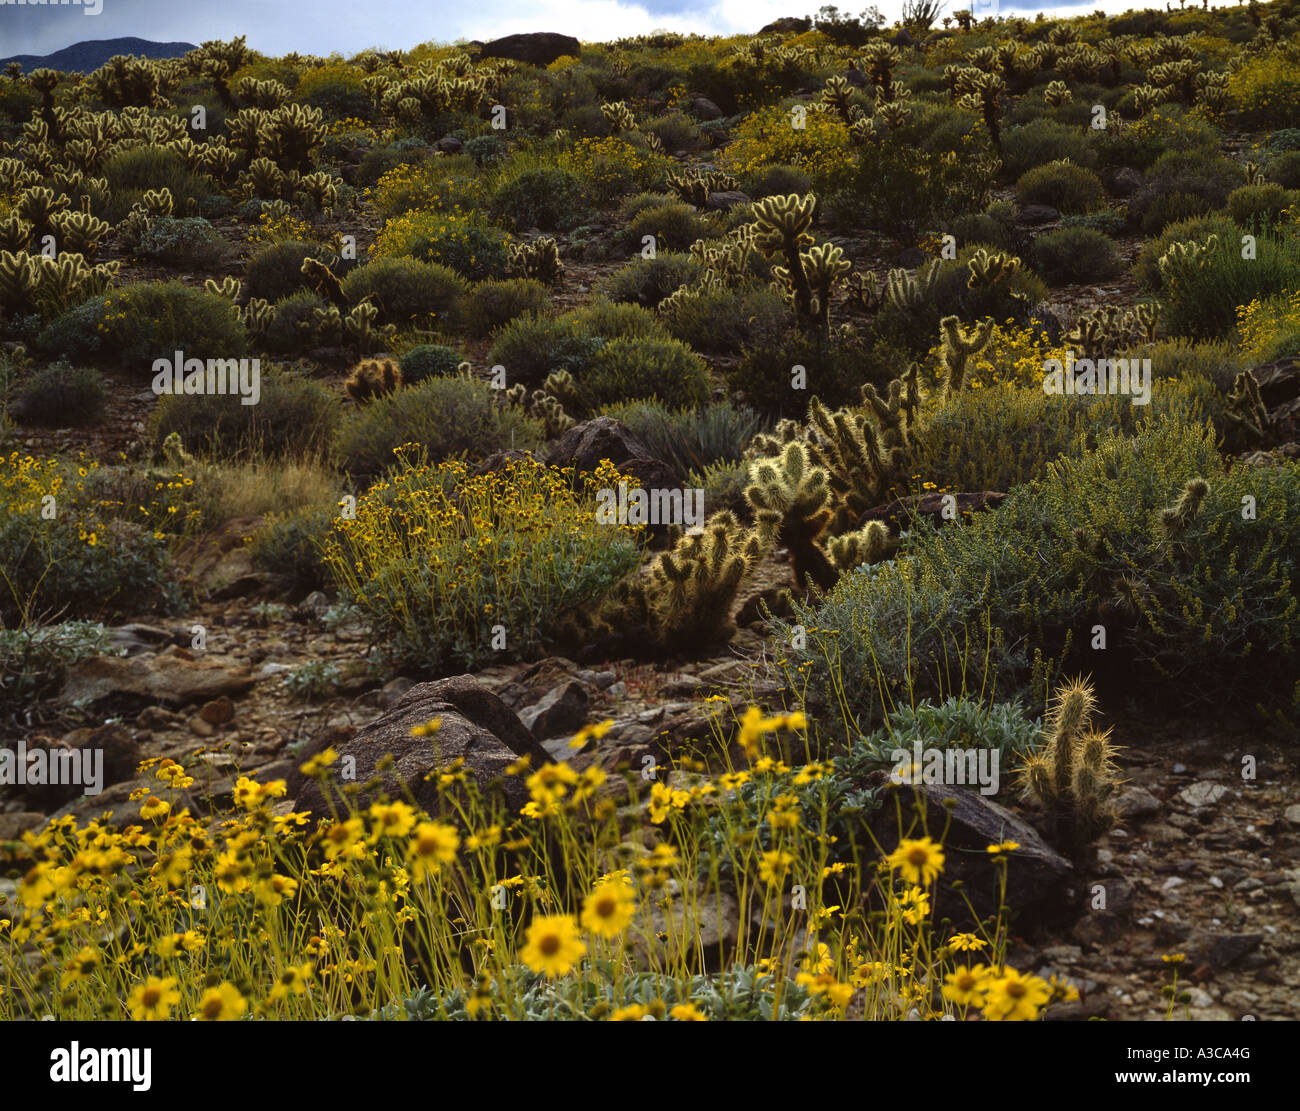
(827, 518, 897, 571)
(344, 299, 395, 354)
(49, 210, 110, 257)
(820, 75, 859, 124)
(602, 511, 764, 651)
(600, 100, 636, 132)
(1148, 59, 1200, 104)
(1158, 476, 1209, 546)
(17, 185, 69, 242)
(744, 440, 836, 591)
(937, 315, 993, 395)
(1018, 676, 1122, 857)
(1224, 369, 1273, 445)
(507, 237, 564, 285)
(301, 257, 349, 309)
(235, 77, 291, 109)
(296, 171, 340, 213)
(955, 70, 1007, 150)
(344, 357, 403, 403)
(205, 275, 242, 301)
(504, 382, 574, 437)
(751, 193, 820, 331)
(884, 264, 939, 313)
(1043, 80, 1072, 106)
(0, 213, 33, 253)
(667, 167, 738, 207)
(771, 241, 851, 334)
(239, 297, 275, 340)
(862, 41, 902, 103)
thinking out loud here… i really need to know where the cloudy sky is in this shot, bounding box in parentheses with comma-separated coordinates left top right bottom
(1, 0, 1219, 59)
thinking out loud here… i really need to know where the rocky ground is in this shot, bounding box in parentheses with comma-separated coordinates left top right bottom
(3, 518, 1297, 1019)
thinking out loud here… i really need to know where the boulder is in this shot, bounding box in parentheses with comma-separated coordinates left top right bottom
(705, 190, 752, 211)
(1016, 204, 1059, 225)
(434, 135, 463, 153)
(519, 679, 590, 739)
(545, 416, 679, 492)
(1108, 166, 1146, 197)
(58, 646, 255, 706)
(292, 674, 552, 819)
(479, 33, 579, 67)
(858, 491, 1007, 535)
(868, 777, 1074, 929)
(759, 16, 811, 33)
(688, 95, 723, 121)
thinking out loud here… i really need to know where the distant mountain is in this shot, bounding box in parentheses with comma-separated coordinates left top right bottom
(0, 37, 197, 75)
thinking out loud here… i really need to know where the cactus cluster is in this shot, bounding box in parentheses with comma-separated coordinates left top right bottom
(506, 237, 564, 285)
(0, 249, 118, 316)
(1019, 677, 1122, 857)
(937, 315, 993, 396)
(1224, 369, 1273, 444)
(1065, 304, 1157, 359)
(344, 358, 403, 403)
(504, 381, 574, 438)
(666, 167, 738, 207)
(751, 193, 850, 334)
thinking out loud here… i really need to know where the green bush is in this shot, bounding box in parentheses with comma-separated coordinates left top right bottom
(793, 420, 1300, 729)
(1143, 150, 1244, 210)
(1158, 232, 1300, 338)
(1088, 106, 1220, 171)
(136, 216, 227, 266)
(1015, 160, 1107, 214)
(578, 336, 710, 412)
(600, 398, 762, 475)
(374, 210, 509, 280)
(597, 252, 701, 309)
(662, 282, 793, 356)
(260, 291, 331, 355)
(727, 330, 893, 418)
(38, 282, 248, 371)
(9, 361, 105, 426)
(0, 622, 116, 704)
(459, 278, 550, 338)
(741, 163, 812, 199)
(486, 314, 605, 388)
(490, 166, 589, 231)
(1139, 191, 1212, 234)
(1265, 149, 1300, 190)
(249, 505, 339, 594)
(102, 144, 212, 221)
(338, 375, 543, 481)
(150, 367, 339, 461)
(340, 257, 467, 327)
(1033, 226, 1122, 285)
(399, 344, 464, 384)
(1225, 183, 1296, 235)
(622, 202, 715, 253)
(1001, 118, 1096, 179)
(561, 300, 669, 341)
(244, 240, 333, 303)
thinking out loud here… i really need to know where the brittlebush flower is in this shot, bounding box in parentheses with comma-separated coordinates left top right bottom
(407, 822, 459, 881)
(368, 800, 417, 841)
(886, 837, 945, 887)
(942, 963, 990, 1007)
(196, 982, 247, 1021)
(758, 849, 794, 886)
(130, 976, 181, 1020)
(520, 914, 585, 978)
(981, 967, 1051, 1021)
(670, 1002, 707, 1021)
(581, 880, 636, 939)
(139, 796, 170, 822)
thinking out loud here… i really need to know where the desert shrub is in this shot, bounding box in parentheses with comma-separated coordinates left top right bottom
(372, 209, 510, 280)
(560, 136, 674, 204)
(464, 135, 507, 166)
(945, 207, 1023, 255)
(102, 144, 211, 221)
(1143, 150, 1244, 211)
(1159, 232, 1300, 338)
(399, 344, 464, 384)
(645, 111, 700, 152)
(150, 367, 339, 461)
(597, 253, 701, 308)
(721, 104, 855, 193)
(1060, 210, 1127, 236)
(662, 282, 793, 355)
(459, 278, 550, 338)
(728, 330, 894, 418)
(490, 166, 589, 231)
(792, 420, 1300, 728)
(1225, 183, 1296, 235)
(0, 454, 178, 624)
(1088, 106, 1220, 171)
(1015, 160, 1106, 214)
(0, 621, 115, 704)
(324, 455, 642, 673)
(1236, 290, 1300, 365)
(684, 458, 750, 518)
(1033, 226, 1122, 285)
(372, 161, 486, 218)
(1139, 192, 1211, 234)
(622, 202, 715, 253)
(1267, 129, 1300, 155)
(37, 283, 248, 370)
(135, 215, 226, 266)
(357, 141, 431, 187)
(1265, 149, 1300, 190)
(249, 504, 339, 594)
(259, 291, 331, 354)
(486, 314, 604, 388)
(294, 61, 373, 119)
(741, 163, 812, 199)
(577, 336, 710, 412)
(337, 375, 543, 481)
(911, 376, 1215, 493)
(8, 362, 105, 426)
(1001, 119, 1096, 179)
(1133, 214, 1238, 290)
(624, 192, 678, 217)
(1227, 52, 1300, 128)
(244, 239, 333, 303)
(561, 300, 668, 341)
(340, 257, 467, 327)
(601, 398, 762, 475)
